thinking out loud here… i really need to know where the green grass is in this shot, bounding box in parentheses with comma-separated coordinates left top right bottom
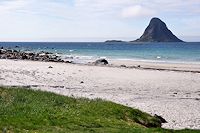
(0, 87, 199, 133)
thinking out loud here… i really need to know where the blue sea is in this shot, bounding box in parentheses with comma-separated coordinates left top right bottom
(0, 42, 200, 64)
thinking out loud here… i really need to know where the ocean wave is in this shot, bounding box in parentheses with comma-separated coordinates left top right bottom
(69, 50, 74, 52)
(60, 54, 99, 64)
(156, 56, 161, 59)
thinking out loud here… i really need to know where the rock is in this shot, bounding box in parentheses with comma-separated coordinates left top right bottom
(13, 50, 18, 53)
(195, 98, 200, 101)
(94, 59, 109, 65)
(48, 66, 53, 68)
(80, 81, 84, 84)
(154, 114, 167, 123)
(21, 54, 28, 60)
(28, 52, 34, 56)
(120, 65, 127, 68)
(133, 17, 183, 42)
(65, 61, 73, 63)
(0, 55, 6, 59)
(7, 49, 12, 53)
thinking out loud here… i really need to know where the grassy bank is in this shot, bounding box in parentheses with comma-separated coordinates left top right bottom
(0, 87, 199, 133)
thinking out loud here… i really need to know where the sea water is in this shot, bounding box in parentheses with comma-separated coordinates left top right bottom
(0, 42, 200, 64)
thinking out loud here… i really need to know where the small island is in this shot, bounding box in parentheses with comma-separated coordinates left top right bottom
(105, 40, 124, 43)
(133, 17, 183, 42)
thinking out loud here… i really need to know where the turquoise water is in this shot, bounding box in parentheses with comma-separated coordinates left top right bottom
(0, 42, 200, 63)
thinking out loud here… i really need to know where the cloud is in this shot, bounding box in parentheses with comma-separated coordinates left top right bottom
(74, 0, 200, 18)
(0, 0, 31, 14)
(145, 0, 200, 16)
(0, 0, 199, 20)
(121, 5, 156, 18)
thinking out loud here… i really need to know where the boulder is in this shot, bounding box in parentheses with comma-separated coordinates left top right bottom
(94, 59, 109, 65)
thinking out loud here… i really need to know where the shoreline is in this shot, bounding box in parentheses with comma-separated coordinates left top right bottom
(2, 58, 200, 73)
(0, 59, 200, 129)
(1, 47, 200, 71)
(112, 58, 200, 65)
(108, 59, 200, 73)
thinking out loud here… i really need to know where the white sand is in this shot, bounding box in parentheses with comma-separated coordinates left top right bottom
(0, 59, 200, 129)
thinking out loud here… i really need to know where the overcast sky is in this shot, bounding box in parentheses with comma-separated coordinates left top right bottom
(0, 0, 200, 42)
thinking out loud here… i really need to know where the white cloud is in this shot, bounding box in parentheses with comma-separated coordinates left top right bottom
(121, 5, 156, 18)
(74, 0, 200, 18)
(0, 0, 31, 14)
(0, 0, 199, 20)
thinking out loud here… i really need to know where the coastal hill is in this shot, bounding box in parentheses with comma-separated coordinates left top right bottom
(133, 17, 183, 42)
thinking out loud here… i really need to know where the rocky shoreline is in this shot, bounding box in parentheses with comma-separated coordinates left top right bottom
(1, 47, 199, 74)
(0, 47, 72, 63)
(0, 47, 111, 66)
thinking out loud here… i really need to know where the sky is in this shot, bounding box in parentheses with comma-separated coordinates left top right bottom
(0, 0, 200, 42)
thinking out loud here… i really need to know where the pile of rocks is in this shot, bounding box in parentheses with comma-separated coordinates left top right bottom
(0, 48, 71, 63)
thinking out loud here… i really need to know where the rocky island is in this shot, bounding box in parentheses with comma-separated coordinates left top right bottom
(133, 17, 183, 42)
(105, 40, 124, 43)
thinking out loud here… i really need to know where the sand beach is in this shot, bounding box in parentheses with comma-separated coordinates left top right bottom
(0, 59, 200, 129)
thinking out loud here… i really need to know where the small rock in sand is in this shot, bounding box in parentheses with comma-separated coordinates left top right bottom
(195, 98, 200, 101)
(48, 66, 53, 68)
(65, 61, 73, 63)
(120, 65, 127, 68)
